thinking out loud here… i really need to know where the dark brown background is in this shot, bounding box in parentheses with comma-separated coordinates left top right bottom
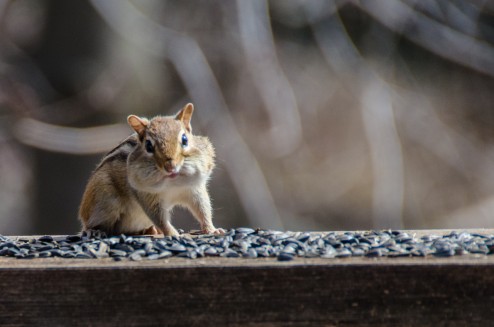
(1, 1, 494, 235)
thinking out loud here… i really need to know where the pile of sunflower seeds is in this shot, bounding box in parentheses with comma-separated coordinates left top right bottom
(0, 229, 493, 262)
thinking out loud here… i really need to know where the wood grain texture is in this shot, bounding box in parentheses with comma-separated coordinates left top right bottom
(0, 257, 493, 326)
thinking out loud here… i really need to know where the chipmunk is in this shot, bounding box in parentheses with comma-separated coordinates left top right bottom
(79, 103, 224, 236)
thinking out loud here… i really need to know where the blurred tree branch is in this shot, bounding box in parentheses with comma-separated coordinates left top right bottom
(359, 0, 494, 77)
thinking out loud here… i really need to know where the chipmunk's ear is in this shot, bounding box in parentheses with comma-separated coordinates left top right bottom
(176, 103, 194, 132)
(127, 115, 149, 137)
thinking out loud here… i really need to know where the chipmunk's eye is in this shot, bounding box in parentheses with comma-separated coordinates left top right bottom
(145, 140, 154, 153)
(181, 133, 188, 147)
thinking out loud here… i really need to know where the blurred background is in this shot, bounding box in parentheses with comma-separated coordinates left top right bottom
(1, 0, 494, 235)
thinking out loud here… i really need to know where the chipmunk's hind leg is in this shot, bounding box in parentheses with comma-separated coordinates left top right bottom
(83, 219, 120, 236)
(82, 201, 123, 236)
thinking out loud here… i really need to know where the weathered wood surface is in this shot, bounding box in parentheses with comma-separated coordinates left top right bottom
(1, 230, 494, 326)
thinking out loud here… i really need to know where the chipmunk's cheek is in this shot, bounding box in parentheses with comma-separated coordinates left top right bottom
(179, 163, 193, 176)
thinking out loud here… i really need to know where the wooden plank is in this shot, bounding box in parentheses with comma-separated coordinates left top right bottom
(0, 255, 494, 326)
(2, 229, 494, 326)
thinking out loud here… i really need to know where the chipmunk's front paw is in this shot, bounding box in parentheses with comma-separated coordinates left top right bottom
(202, 227, 225, 235)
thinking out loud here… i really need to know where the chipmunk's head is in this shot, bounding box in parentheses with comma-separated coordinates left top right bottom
(127, 103, 194, 178)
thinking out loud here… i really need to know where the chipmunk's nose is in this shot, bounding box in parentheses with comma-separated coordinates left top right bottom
(163, 159, 177, 173)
